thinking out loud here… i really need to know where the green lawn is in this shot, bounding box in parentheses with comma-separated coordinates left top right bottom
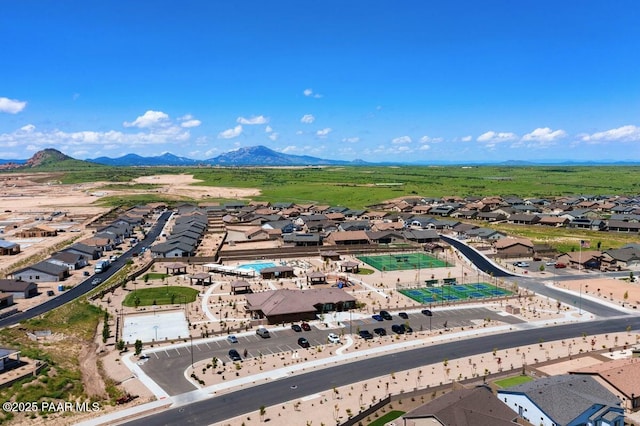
(494, 375, 533, 388)
(368, 410, 405, 426)
(123, 286, 199, 307)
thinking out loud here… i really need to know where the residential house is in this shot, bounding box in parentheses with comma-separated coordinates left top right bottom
(600, 247, 640, 271)
(493, 237, 534, 257)
(538, 216, 570, 227)
(325, 230, 370, 245)
(63, 243, 101, 260)
(498, 374, 624, 426)
(47, 252, 88, 271)
(15, 225, 57, 238)
(508, 214, 540, 225)
(0, 279, 38, 299)
(402, 385, 520, 426)
(556, 250, 603, 270)
(11, 261, 69, 283)
(282, 233, 323, 246)
(0, 240, 20, 256)
(476, 211, 508, 222)
(570, 358, 640, 412)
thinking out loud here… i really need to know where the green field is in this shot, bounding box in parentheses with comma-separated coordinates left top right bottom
(368, 410, 405, 426)
(494, 375, 533, 388)
(14, 165, 639, 209)
(357, 253, 450, 271)
(123, 286, 199, 307)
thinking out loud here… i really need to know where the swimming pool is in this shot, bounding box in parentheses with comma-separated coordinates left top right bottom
(236, 261, 277, 272)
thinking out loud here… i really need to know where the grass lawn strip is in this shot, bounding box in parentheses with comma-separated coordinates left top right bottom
(123, 286, 199, 307)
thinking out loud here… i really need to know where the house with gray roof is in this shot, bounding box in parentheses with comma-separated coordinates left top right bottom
(0, 240, 20, 256)
(63, 243, 101, 260)
(47, 251, 88, 271)
(0, 279, 38, 299)
(282, 233, 323, 246)
(498, 374, 624, 426)
(150, 241, 196, 258)
(11, 261, 69, 283)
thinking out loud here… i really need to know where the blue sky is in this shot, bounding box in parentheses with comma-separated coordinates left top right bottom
(1, 1, 639, 163)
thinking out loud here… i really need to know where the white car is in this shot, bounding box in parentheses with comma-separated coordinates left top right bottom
(546, 261, 556, 266)
(327, 333, 341, 344)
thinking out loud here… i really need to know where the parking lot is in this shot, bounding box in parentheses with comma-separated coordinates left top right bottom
(139, 306, 525, 396)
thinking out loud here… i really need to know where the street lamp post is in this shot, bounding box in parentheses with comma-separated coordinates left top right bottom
(190, 335, 194, 369)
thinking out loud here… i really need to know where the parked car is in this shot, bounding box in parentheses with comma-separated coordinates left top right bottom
(398, 312, 409, 319)
(554, 262, 567, 269)
(327, 333, 341, 344)
(227, 335, 238, 344)
(373, 327, 386, 336)
(518, 262, 530, 267)
(403, 325, 413, 333)
(380, 310, 393, 320)
(228, 349, 242, 361)
(291, 324, 302, 332)
(301, 322, 311, 331)
(359, 330, 374, 340)
(46, 290, 55, 297)
(256, 327, 270, 338)
(545, 261, 557, 266)
(391, 324, 405, 334)
(421, 309, 433, 316)
(371, 314, 383, 322)
(297, 337, 310, 348)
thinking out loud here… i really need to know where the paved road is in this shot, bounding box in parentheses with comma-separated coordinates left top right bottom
(125, 315, 640, 426)
(0, 211, 172, 328)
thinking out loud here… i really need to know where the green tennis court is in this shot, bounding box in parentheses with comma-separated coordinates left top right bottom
(398, 282, 513, 304)
(357, 252, 451, 271)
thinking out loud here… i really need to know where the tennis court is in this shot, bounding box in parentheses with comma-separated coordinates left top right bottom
(357, 252, 451, 271)
(399, 282, 512, 304)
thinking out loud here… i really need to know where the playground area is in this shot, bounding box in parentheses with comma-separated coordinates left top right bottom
(398, 282, 514, 304)
(357, 252, 451, 272)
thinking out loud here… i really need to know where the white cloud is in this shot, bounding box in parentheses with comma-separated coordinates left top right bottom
(316, 128, 332, 137)
(217, 125, 243, 139)
(580, 125, 640, 143)
(477, 131, 518, 143)
(268, 132, 279, 141)
(461, 135, 472, 142)
(0, 123, 191, 154)
(295, 130, 304, 135)
(342, 137, 360, 143)
(419, 144, 431, 151)
(281, 145, 298, 153)
(0, 97, 27, 114)
(177, 114, 201, 128)
(303, 88, 323, 98)
(392, 136, 412, 144)
(237, 115, 269, 125)
(181, 119, 201, 128)
(265, 125, 273, 133)
(522, 127, 566, 142)
(419, 135, 443, 143)
(123, 110, 170, 128)
(300, 114, 315, 124)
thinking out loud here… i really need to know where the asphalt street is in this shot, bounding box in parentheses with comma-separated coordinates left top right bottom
(125, 315, 640, 426)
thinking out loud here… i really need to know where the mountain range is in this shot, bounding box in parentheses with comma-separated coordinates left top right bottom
(0, 146, 639, 169)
